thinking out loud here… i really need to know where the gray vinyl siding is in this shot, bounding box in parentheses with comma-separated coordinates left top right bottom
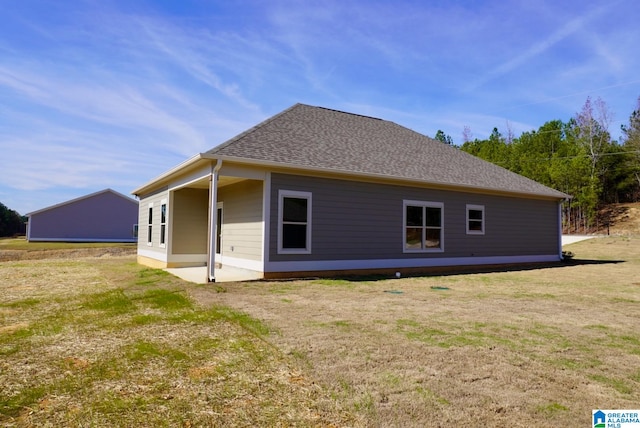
(269, 173, 560, 262)
(172, 188, 209, 254)
(138, 189, 169, 256)
(218, 180, 263, 261)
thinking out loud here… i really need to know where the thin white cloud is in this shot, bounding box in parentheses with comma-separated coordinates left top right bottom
(132, 20, 259, 110)
(467, 3, 609, 91)
(0, 133, 137, 191)
(0, 65, 206, 154)
(0, 68, 47, 99)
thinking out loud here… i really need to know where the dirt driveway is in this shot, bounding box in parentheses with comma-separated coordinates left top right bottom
(189, 237, 640, 427)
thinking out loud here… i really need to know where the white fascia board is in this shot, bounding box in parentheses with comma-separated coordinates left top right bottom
(132, 154, 208, 196)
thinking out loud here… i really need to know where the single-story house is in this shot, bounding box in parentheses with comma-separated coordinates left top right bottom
(26, 188, 138, 242)
(132, 103, 569, 281)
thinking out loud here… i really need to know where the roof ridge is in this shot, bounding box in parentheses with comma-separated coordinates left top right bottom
(208, 103, 307, 154)
(314, 106, 384, 121)
(208, 104, 389, 155)
(26, 189, 136, 216)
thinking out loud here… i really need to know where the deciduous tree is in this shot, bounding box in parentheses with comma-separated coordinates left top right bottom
(570, 96, 613, 181)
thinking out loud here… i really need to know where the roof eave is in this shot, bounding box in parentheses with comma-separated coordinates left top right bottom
(204, 154, 569, 201)
(132, 154, 209, 196)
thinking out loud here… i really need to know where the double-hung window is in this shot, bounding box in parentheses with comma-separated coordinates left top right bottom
(147, 203, 153, 246)
(466, 204, 485, 235)
(160, 200, 167, 247)
(278, 190, 312, 254)
(403, 200, 444, 252)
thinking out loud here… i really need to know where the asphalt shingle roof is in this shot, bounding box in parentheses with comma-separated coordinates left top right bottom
(207, 103, 567, 199)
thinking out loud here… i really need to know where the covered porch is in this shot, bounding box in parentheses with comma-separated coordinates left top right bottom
(163, 160, 268, 281)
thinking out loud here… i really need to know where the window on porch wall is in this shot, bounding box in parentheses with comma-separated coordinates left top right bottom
(160, 202, 167, 247)
(147, 204, 153, 246)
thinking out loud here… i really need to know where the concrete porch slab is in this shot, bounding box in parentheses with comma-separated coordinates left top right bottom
(165, 265, 263, 283)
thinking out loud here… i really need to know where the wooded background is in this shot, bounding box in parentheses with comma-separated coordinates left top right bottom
(442, 96, 640, 233)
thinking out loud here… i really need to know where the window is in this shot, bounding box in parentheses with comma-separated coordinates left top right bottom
(160, 201, 167, 247)
(278, 190, 311, 254)
(403, 200, 443, 252)
(216, 203, 223, 255)
(466, 204, 485, 235)
(147, 204, 153, 246)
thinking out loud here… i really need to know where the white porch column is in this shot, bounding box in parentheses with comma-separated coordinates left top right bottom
(208, 159, 223, 282)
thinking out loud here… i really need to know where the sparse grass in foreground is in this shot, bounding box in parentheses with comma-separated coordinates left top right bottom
(3, 236, 640, 427)
(190, 236, 640, 427)
(0, 256, 351, 427)
(0, 237, 135, 251)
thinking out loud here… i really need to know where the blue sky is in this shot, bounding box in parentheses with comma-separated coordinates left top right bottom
(2, 0, 639, 215)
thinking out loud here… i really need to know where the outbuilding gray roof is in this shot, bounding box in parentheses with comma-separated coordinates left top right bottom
(207, 103, 567, 199)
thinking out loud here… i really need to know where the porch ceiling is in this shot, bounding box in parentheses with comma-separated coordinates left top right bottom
(186, 176, 247, 189)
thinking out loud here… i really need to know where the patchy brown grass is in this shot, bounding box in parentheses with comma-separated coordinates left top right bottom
(0, 238, 136, 262)
(190, 236, 640, 427)
(2, 236, 640, 427)
(0, 255, 354, 427)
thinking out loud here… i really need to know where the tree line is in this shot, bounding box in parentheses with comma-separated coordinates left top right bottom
(0, 202, 26, 237)
(435, 96, 640, 233)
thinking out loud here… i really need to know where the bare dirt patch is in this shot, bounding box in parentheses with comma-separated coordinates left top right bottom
(0, 245, 136, 262)
(598, 202, 640, 235)
(190, 236, 640, 427)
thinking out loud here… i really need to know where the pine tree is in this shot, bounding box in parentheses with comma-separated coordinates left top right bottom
(621, 96, 640, 200)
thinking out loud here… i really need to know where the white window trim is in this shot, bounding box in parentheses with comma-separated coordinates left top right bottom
(466, 204, 485, 235)
(278, 190, 312, 255)
(159, 199, 167, 248)
(403, 200, 444, 253)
